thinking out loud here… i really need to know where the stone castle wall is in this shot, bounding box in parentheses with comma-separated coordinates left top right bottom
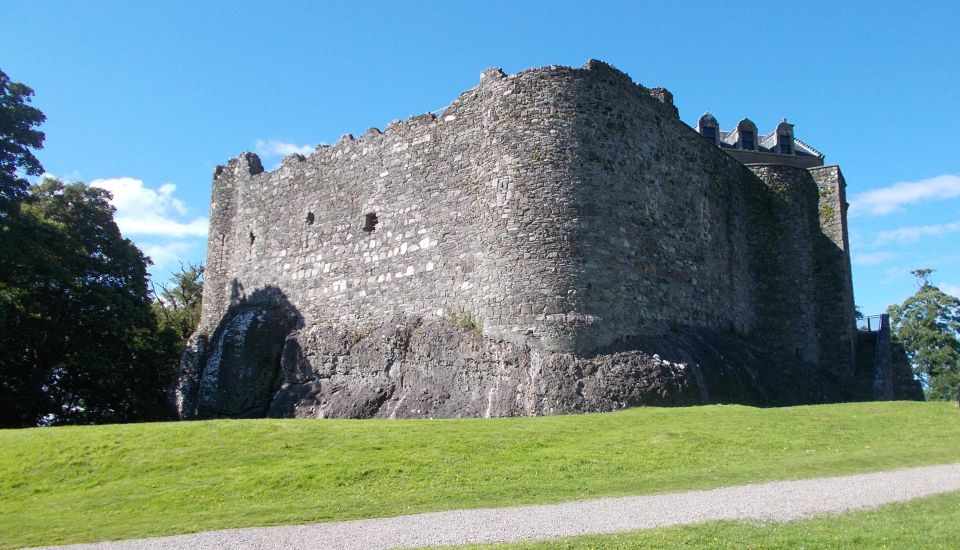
(745, 164, 822, 365)
(198, 60, 855, 380)
(810, 165, 857, 382)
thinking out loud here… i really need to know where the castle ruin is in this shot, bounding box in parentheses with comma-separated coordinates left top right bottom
(176, 60, 911, 420)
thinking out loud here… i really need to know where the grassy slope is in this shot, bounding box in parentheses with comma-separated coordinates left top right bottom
(0, 402, 958, 548)
(439, 491, 960, 549)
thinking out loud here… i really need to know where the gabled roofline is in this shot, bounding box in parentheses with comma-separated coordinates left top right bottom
(793, 137, 824, 159)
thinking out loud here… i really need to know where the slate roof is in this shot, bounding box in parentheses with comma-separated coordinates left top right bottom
(705, 124, 824, 158)
(791, 137, 823, 158)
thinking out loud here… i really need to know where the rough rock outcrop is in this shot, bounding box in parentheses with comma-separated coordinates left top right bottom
(177, 315, 842, 420)
(177, 302, 300, 418)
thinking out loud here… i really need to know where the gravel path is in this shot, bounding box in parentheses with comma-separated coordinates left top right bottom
(44, 462, 960, 550)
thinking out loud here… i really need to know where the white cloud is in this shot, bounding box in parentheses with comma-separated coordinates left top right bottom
(853, 251, 899, 266)
(874, 221, 960, 245)
(141, 241, 193, 267)
(90, 177, 208, 237)
(941, 283, 960, 298)
(255, 139, 314, 158)
(849, 174, 960, 216)
(41, 170, 84, 183)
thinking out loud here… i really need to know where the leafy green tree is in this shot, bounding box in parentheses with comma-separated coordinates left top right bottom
(0, 69, 180, 427)
(0, 68, 46, 210)
(887, 269, 960, 401)
(0, 178, 180, 427)
(153, 263, 204, 347)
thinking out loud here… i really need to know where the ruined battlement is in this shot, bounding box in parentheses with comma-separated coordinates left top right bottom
(181, 60, 859, 419)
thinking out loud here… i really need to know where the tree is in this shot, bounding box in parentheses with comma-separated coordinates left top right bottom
(0, 68, 46, 210)
(0, 69, 180, 427)
(887, 269, 960, 401)
(0, 178, 180, 427)
(911, 268, 934, 286)
(152, 263, 204, 347)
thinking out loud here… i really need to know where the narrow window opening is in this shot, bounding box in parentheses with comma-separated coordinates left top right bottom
(306, 212, 315, 225)
(249, 231, 256, 245)
(363, 212, 379, 232)
(741, 131, 755, 150)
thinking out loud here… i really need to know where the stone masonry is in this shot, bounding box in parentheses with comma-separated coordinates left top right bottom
(176, 60, 862, 419)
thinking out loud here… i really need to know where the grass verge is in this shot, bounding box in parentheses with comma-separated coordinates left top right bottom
(436, 490, 960, 549)
(0, 401, 958, 548)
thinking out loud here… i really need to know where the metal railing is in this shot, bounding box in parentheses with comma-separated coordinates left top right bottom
(861, 314, 884, 332)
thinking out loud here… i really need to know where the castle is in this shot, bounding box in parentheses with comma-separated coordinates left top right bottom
(176, 60, 894, 420)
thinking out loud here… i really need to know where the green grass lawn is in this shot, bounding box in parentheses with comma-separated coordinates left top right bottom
(435, 490, 960, 549)
(1, 401, 958, 548)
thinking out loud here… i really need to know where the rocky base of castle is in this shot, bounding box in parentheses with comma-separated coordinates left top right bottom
(175, 312, 848, 420)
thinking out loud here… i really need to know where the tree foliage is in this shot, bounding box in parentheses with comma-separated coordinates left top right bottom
(1, 178, 182, 426)
(0, 68, 184, 427)
(887, 269, 960, 401)
(152, 263, 204, 347)
(0, 68, 46, 210)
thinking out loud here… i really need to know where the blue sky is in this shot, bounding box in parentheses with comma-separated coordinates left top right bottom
(3, 0, 958, 316)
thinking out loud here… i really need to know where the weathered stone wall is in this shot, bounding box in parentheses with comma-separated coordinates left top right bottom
(203, 65, 598, 352)
(809, 165, 857, 385)
(186, 60, 860, 419)
(201, 153, 261, 335)
(201, 61, 783, 355)
(555, 70, 766, 348)
(745, 164, 821, 365)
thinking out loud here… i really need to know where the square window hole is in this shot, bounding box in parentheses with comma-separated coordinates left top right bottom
(363, 212, 379, 232)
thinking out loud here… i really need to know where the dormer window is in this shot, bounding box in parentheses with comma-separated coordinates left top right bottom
(697, 112, 720, 145)
(775, 119, 795, 155)
(778, 134, 792, 154)
(736, 118, 758, 151)
(702, 126, 717, 143)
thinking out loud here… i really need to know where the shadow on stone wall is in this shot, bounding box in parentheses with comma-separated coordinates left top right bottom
(176, 281, 302, 419)
(258, 316, 846, 421)
(597, 327, 846, 407)
(813, 231, 857, 395)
